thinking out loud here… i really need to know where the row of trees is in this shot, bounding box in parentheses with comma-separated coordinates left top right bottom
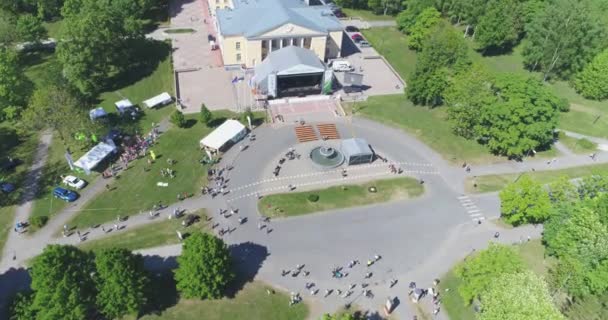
(397, 0, 608, 99)
(10, 232, 234, 319)
(454, 244, 563, 320)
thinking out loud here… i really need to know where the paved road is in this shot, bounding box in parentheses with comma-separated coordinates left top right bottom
(0, 116, 604, 319)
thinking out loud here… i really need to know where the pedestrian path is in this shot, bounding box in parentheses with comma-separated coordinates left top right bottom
(457, 195, 485, 223)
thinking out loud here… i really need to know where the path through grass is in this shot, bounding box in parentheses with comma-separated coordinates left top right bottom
(258, 177, 423, 217)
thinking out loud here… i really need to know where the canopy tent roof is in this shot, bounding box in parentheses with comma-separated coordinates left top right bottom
(253, 46, 326, 92)
(341, 138, 373, 158)
(217, 0, 342, 39)
(200, 119, 246, 150)
(74, 142, 117, 171)
(143, 92, 172, 108)
(115, 99, 133, 109)
(89, 107, 108, 120)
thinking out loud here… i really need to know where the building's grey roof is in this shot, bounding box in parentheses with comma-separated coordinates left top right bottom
(341, 138, 373, 158)
(253, 46, 326, 91)
(217, 0, 343, 38)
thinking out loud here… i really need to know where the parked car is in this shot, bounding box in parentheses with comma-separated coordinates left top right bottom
(351, 33, 364, 43)
(53, 187, 79, 202)
(182, 214, 201, 227)
(345, 25, 359, 32)
(62, 175, 87, 189)
(0, 182, 15, 193)
(331, 60, 354, 72)
(359, 41, 371, 48)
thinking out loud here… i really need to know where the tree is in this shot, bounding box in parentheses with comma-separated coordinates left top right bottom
(475, 0, 522, 51)
(174, 232, 234, 299)
(0, 48, 30, 121)
(199, 103, 212, 126)
(444, 64, 495, 139)
(396, 0, 435, 32)
(455, 243, 524, 304)
(522, 0, 606, 80)
(380, 0, 401, 15)
(499, 174, 552, 225)
(478, 271, 564, 320)
(21, 85, 91, 145)
(16, 13, 46, 43)
(407, 7, 441, 51)
(170, 110, 186, 128)
(367, 0, 382, 14)
(548, 176, 578, 203)
(30, 245, 97, 319)
(0, 9, 17, 46)
(9, 291, 37, 320)
(408, 21, 471, 106)
(578, 175, 608, 199)
(94, 248, 149, 319)
(574, 49, 608, 100)
(475, 73, 565, 158)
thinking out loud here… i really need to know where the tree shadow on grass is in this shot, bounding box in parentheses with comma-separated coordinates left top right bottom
(105, 39, 171, 93)
(208, 116, 228, 128)
(226, 241, 269, 298)
(141, 255, 179, 316)
(0, 268, 32, 319)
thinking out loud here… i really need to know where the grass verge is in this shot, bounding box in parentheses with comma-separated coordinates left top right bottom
(465, 162, 608, 193)
(361, 27, 417, 81)
(164, 28, 196, 34)
(258, 177, 423, 217)
(80, 209, 207, 252)
(557, 132, 597, 154)
(341, 8, 396, 21)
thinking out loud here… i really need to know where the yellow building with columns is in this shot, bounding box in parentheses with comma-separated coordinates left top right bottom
(213, 0, 344, 68)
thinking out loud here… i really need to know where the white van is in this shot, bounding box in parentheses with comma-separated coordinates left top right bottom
(331, 60, 354, 72)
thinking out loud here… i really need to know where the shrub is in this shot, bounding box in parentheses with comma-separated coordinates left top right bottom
(199, 104, 212, 126)
(307, 194, 319, 202)
(170, 110, 186, 128)
(30, 215, 48, 228)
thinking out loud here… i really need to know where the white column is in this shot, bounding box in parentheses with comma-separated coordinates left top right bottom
(299, 38, 304, 47)
(269, 39, 273, 52)
(290, 38, 295, 46)
(280, 38, 283, 49)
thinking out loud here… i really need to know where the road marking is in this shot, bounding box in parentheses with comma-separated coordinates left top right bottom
(457, 195, 469, 200)
(467, 209, 480, 214)
(469, 213, 483, 217)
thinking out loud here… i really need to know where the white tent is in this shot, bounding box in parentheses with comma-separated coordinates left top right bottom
(200, 119, 247, 151)
(74, 142, 117, 172)
(143, 92, 172, 108)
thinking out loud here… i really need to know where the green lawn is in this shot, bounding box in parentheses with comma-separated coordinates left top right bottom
(43, 20, 63, 39)
(557, 132, 597, 154)
(361, 27, 417, 81)
(0, 126, 40, 254)
(258, 177, 423, 217)
(80, 209, 207, 252)
(341, 8, 396, 21)
(466, 162, 608, 193)
(135, 282, 308, 320)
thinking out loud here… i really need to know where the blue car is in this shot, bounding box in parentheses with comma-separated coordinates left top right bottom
(53, 187, 79, 202)
(0, 182, 15, 193)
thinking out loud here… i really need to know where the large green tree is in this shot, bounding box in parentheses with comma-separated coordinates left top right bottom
(30, 245, 97, 319)
(0, 48, 30, 121)
(16, 13, 47, 43)
(0, 9, 17, 46)
(478, 271, 564, 320)
(444, 64, 495, 139)
(475, 73, 565, 158)
(574, 49, 608, 100)
(94, 248, 149, 319)
(455, 243, 525, 305)
(578, 175, 608, 199)
(407, 7, 441, 51)
(174, 232, 234, 299)
(499, 174, 552, 225)
(522, 0, 606, 80)
(396, 0, 435, 32)
(548, 176, 579, 203)
(475, 0, 522, 51)
(407, 21, 471, 106)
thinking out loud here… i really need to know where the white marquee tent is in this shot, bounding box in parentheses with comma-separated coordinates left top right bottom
(143, 92, 172, 108)
(200, 119, 247, 151)
(74, 142, 117, 172)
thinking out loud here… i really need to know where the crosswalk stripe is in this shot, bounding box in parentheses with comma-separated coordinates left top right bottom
(467, 209, 480, 213)
(457, 196, 469, 200)
(473, 216, 486, 221)
(469, 213, 482, 217)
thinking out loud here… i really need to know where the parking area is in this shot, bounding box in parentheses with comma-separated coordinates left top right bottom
(171, 0, 254, 113)
(269, 98, 343, 124)
(333, 25, 405, 97)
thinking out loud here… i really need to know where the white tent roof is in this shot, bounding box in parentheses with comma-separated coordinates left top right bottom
(115, 99, 133, 109)
(74, 142, 117, 170)
(143, 92, 172, 108)
(200, 120, 246, 150)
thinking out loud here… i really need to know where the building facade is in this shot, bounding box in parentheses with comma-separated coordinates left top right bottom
(212, 0, 344, 68)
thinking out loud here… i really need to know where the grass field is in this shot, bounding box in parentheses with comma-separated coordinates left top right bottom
(80, 209, 207, 252)
(557, 132, 597, 154)
(361, 27, 417, 81)
(465, 162, 608, 193)
(133, 282, 308, 320)
(0, 127, 40, 254)
(341, 8, 395, 21)
(258, 177, 423, 217)
(43, 20, 63, 39)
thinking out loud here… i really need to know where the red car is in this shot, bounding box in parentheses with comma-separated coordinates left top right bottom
(351, 33, 364, 43)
